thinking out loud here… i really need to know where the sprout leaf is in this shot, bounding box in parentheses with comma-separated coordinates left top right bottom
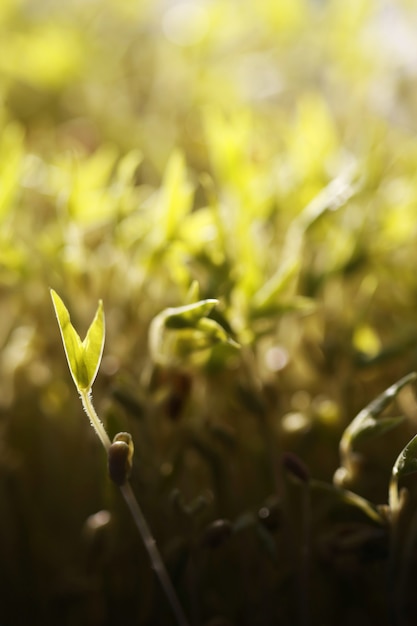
(149, 299, 239, 367)
(340, 372, 417, 454)
(50, 289, 105, 392)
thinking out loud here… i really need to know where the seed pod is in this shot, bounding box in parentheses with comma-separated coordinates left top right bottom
(108, 432, 134, 486)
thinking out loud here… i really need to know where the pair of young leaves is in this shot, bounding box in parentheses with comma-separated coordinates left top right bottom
(50, 289, 238, 393)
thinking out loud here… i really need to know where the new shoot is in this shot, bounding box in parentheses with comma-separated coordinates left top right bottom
(50, 289, 190, 626)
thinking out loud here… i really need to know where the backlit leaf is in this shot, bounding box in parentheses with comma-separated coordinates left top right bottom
(390, 432, 417, 512)
(392, 434, 417, 482)
(149, 299, 239, 367)
(50, 289, 105, 392)
(163, 300, 218, 329)
(81, 298, 105, 391)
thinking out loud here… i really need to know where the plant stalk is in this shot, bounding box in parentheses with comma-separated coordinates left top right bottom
(120, 482, 190, 626)
(80, 390, 112, 451)
(81, 390, 190, 626)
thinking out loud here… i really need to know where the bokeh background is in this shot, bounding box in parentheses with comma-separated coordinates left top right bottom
(2, 0, 417, 624)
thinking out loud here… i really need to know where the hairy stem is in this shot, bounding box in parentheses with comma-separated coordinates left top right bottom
(80, 389, 112, 451)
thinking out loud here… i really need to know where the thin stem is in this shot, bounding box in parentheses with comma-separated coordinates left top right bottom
(120, 482, 190, 626)
(80, 389, 190, 626)
(389, 475, 400, 514)
(80, 389, 111, 451)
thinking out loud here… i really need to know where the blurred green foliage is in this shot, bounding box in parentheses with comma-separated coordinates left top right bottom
(2, 0, 417, 624)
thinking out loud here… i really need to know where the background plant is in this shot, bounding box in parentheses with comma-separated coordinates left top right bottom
(2, 0, 417, 624)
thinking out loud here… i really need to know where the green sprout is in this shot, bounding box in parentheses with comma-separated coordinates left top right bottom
(335, 372, 417, 490)
(149, 298, 240, 367)
(50, 289, 110, 450)
(50, 289, 190, 626)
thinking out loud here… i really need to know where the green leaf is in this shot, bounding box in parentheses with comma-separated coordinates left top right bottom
(298, 163, 359, 231)
(163, 300, 218, 329)
(393, 436, 417, 480)
(347, 416, 405, 449)
(340, 372, 417, 454)
(185, 280, 200, 305)
(251, 257, 300, 315)
(149, 299, 239, 367)
(50, 289, 105, 392)
(250, 295, 315, 320)
(116, 148, 142, 186)
(82, 299, 106, 388)
(159, 150, 193, 240)
(390, 433, 417, 512)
